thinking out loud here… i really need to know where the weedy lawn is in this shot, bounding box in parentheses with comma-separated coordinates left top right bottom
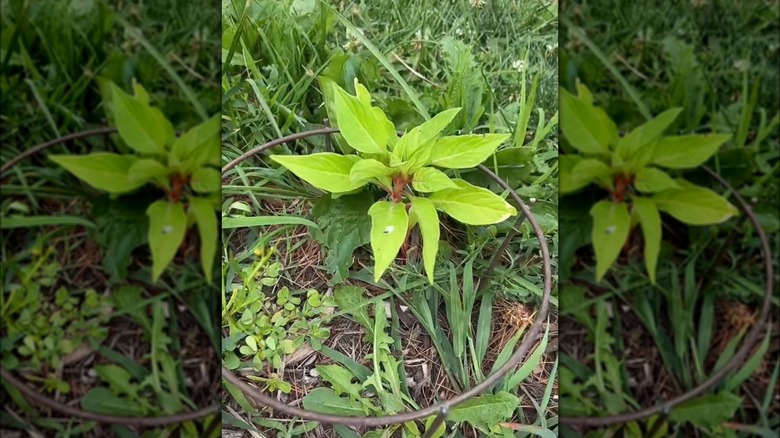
(1, 1, 221, 437)
(558, 0, 779, 436)
(221, 0, 559, 437)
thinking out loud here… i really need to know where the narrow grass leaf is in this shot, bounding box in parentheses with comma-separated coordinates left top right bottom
(221, 215, 319, 230)
(0, 215, 95, 229)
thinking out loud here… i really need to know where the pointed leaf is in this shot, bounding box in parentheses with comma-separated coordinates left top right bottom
(110, 83, 173, 154)
(652, 134, 731, 169)
(559, 155, 588, 194)
(367, 201, 409, 281)
(634, 167, 679, 193)
(570, 158, 613, 189)
(590, 200, 631, 282)
(632, 197, 661, 284)
(146, 200, 188, 282)
(651, 179, 738, 225)
(333, 85, 387, 155)
(560, 87, 616, 154)
(81, 388, 145, 416)
(429, 179, 516, 225)
(669, 392, 742, 430)
(270, 153, 363, 193)
(190, 167, 220, 193)
(170, 115, 221, 170)
(410, 197, 440, 283)
(429, 133, 510, 169)
(616, 108, 682, 163)
(316, 364, 363, 400)
(396, 107, 462, 160)
(128, 158, 169, 184)
(349, 158, 394, 184)
(447, 391, 519, 428)
(49, 153, 144, 194)
(302, 388, 364, 416)
(411, 167, 458, 193)
(189, 197, 217, 283)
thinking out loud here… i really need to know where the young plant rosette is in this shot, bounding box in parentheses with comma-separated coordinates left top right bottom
(270, 80, 517, 283)
(48, 81, 220, 283)
(559, 83, 738, 283)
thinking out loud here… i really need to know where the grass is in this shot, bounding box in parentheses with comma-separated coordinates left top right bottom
(558, 0, 779, 436)
(220, 0, 559, 437)
(1, 1, 220, 436)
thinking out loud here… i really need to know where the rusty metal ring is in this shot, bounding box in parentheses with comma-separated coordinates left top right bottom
(559, 165, 775, 428)
(220, 127, 554, 428)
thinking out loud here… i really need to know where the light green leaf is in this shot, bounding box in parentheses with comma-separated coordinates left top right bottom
(128, 158, 169, 184)
(633, 167, 679, 193)
(189, 197, 217, 283)
(570, 158, 613, 189)
(110, 83, 173, 154)
(81, 388, 145, 416)
(590, 200, 631, 282)
(448, 391, 519, 428)
(559, 155, 588, 194)
(632, 197, 661, 284)
(302, 387, 364, 416)
(411, 167, 458, 193)
(49, 153, 144, 194)
(429, 179, 517, 225)
(146, 200, 188, 282)
(349, 159, 394, 184)
(132, 81, 150, 105)
(409, 197, 440, 284)
(669, 392, 742, 430)
(560, 87, 616, 155)
(652, 134, 732, 169)
(429, 134, 510, 169)
(616, 108, 682, 163)
(270, 153, 363, 193)
(416, 107, 461, 145)
(397, 107, 461, 160)
(95, 365, 138, 397)
(315, 364, 363, 400)
(190, 167, 220, 193)
(170, 115, 220, 170)
(333, 85, 387, 155)
(367, 201, 409, 281)
(651, 179, 738, 225)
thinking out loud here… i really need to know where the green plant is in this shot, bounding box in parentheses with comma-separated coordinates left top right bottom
(222, 247, 332, 372)
(270, 79, 517, 283)
(559, 83, 739, 283)
(47, 81, 220, 282)
(1, 249, 111, 392)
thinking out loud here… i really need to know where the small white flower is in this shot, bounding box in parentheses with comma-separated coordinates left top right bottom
(529, 197, 537, 203)
(734, 59, 750, 72)
(512, 59, 526, 73)
(470, 0, 486, 8)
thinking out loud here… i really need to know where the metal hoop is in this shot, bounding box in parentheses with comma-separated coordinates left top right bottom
(220, 127, 554, 428)
(559, 166, 775, 428)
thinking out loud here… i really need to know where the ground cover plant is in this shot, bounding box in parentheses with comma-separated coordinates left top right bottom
(558, 0, 779, 436)
(220, 0, 559, 437)
(1, 1, 221, 436)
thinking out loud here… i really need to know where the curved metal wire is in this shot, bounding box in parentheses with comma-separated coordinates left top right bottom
(559, 165, 775, 428)
(221, 128, 553, 427)
(1, 128, 220, 426)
